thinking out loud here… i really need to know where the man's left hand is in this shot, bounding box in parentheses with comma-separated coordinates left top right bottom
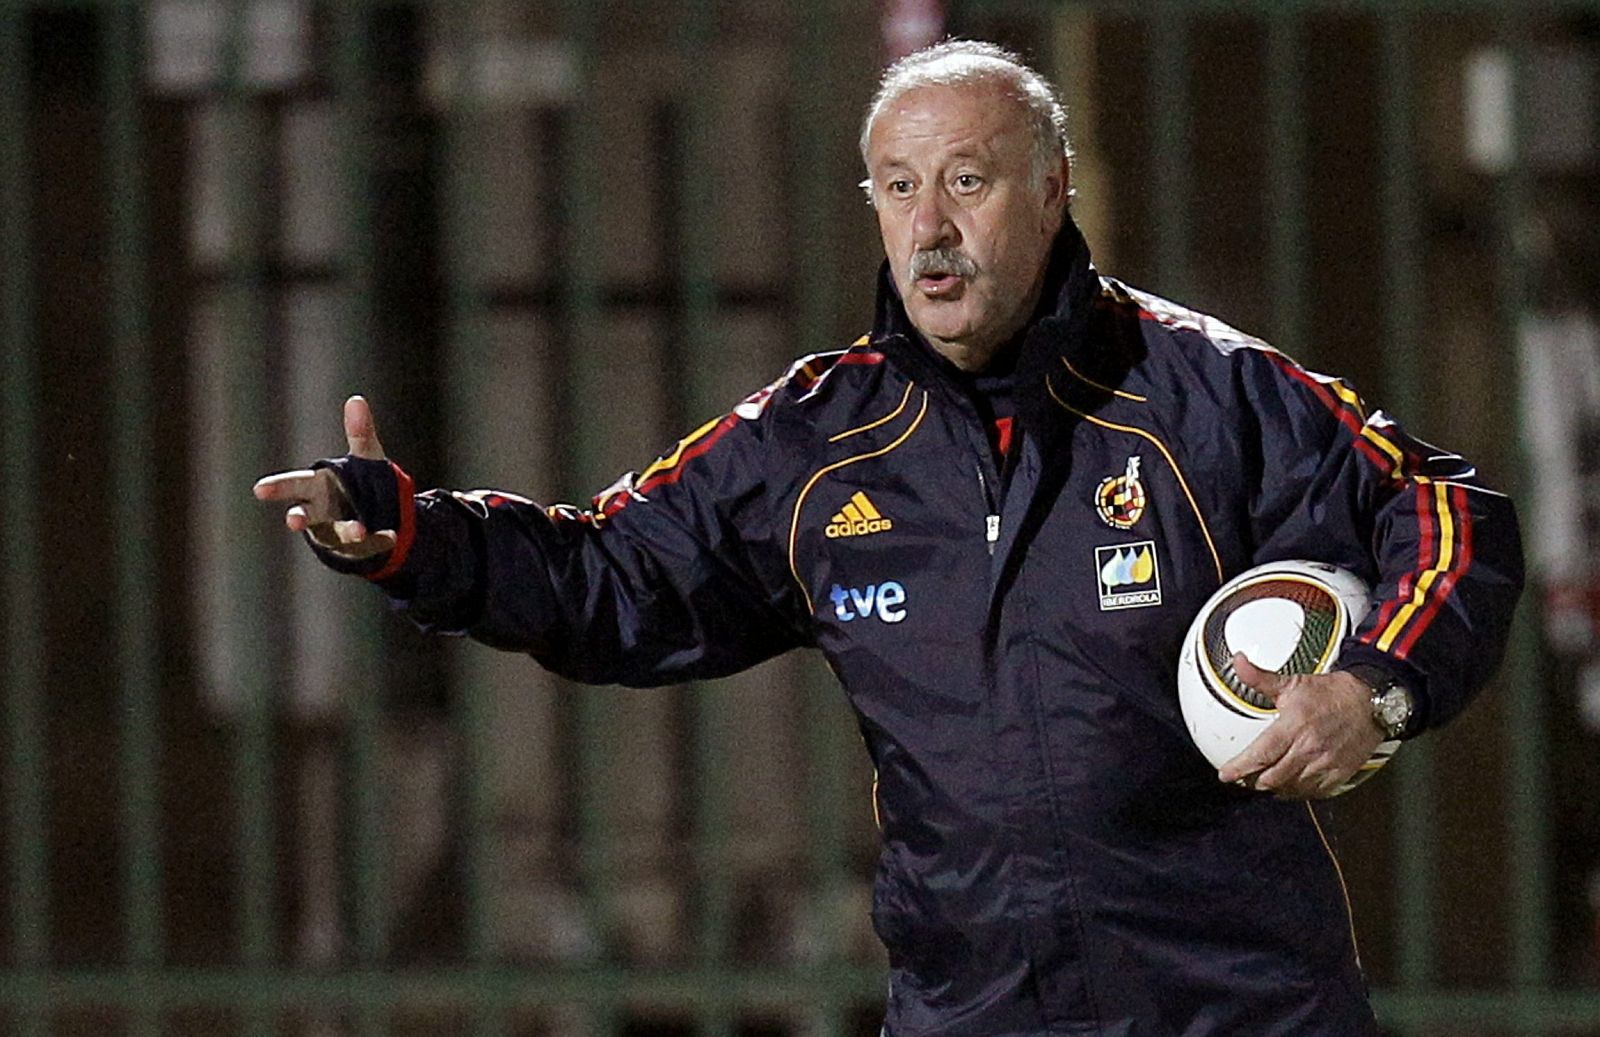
(1216, 653, 1385, 799)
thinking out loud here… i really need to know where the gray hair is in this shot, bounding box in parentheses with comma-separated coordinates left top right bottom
(858, 40, 1074, 200)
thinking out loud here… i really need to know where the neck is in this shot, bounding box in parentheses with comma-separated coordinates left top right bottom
(928, 336, 1004, 373)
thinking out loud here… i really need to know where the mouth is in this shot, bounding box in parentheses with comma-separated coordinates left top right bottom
(915, 271, 964, 296)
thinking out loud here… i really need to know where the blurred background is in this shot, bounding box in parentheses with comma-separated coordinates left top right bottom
(1, 0, 1597, 1033)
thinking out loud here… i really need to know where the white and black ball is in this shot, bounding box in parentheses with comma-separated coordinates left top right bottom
(1176, 559, 1399, 795)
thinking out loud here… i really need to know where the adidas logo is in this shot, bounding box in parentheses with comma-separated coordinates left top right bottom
(826, 491, 894, 539)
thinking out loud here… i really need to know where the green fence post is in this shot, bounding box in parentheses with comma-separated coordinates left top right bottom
(1493, 17, 1553, 1036)
(673, 4, 738, 1037)
(331, 4, 390, 1035)
(1263, 8, 1309, 356)
(795, 2, 856, 1034)
(1375, 12, 1442, 1027)
(1148, 4, 1192, 302)
(103, 6, 164, 1036)
(434, 4, 510, 1034)
(219, 4, 279, 1034)
(554, 2, 624, 1032)
(0, 6, 49, 1036)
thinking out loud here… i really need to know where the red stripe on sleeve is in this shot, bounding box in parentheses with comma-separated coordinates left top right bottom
(1267, 353, 1428, 488)
(1265, 353, 1366, 439)
(1353, 438, 1391, 472)
(635, 414, 741, 497)
(604, 411, 745, 519)
(1360, 482, 1433, 645)
(1395, 484, 1474, 658)
(368, 461, 416, 582)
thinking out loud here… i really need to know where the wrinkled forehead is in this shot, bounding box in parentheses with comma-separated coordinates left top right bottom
(866, 81, 1034, 167)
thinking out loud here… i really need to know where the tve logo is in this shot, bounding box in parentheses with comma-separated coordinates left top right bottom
(828, 582, 908, 623)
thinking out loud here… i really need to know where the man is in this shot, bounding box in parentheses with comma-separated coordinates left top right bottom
(256, 40, 1522, 1036)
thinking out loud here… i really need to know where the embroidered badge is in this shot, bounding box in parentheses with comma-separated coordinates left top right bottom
(1095, 540, 1162, 611)
(1095, 455, 1147, 529)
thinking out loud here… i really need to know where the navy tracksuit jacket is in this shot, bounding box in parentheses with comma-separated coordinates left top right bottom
(316, 220, 1524, 1035)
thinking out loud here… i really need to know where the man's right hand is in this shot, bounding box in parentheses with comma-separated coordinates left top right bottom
(252, 395, 398, 560)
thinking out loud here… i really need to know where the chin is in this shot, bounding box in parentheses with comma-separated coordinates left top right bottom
(908, 307, 975, 346)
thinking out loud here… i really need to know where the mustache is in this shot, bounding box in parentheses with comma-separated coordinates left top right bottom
(909, 248, 978, 281)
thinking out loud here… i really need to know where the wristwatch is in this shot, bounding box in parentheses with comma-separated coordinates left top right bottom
(1343, 663, 1415, 740)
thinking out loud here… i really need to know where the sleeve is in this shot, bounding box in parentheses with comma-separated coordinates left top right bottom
(306, 403, 814, 688)
(1240, 349, 1525, 736)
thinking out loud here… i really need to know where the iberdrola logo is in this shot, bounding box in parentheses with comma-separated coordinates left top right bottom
(1095, 539, 1162, 611)
(1095, 455, 1147, 529)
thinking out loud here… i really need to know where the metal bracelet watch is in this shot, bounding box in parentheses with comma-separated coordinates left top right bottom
(1342, 663, 1415, 740)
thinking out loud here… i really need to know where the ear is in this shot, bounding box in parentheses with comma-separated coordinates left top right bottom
(1040, 158, 1072, 231)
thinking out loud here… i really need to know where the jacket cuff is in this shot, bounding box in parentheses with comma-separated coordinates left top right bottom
(1333, 641, 1431, 738)
(306, 455, 417, 581)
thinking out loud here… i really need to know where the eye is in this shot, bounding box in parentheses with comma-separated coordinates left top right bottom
(953, 173, 983, 193)
(887, 178, 915, 198)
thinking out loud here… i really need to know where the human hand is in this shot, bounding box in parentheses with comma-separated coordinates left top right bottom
(1215, 653, 1385, 799)
(252, 395, 398, 560)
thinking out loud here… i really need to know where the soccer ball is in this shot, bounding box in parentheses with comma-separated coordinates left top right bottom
(1176, 559, 1400, 795)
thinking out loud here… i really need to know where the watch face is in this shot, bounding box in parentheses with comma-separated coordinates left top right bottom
(1376, 688, 1412, 736)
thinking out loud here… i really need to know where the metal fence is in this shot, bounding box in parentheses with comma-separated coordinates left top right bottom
(0, 0, 1594, 1034)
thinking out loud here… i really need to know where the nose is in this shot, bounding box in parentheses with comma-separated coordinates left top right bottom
(911, 187, 957, 251)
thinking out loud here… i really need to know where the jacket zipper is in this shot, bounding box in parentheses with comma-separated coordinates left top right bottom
(977, 463, 1000, 555)
(884, 341, 1002, 556)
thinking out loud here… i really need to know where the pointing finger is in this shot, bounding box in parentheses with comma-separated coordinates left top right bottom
(344, 395, 386, 461)
(253, 469, 321, 502)
(257, 467, 350, 528)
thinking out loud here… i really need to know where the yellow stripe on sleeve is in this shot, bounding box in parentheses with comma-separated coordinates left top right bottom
(1327, 379, 1368, 421)
(1376, 482, 1455, 652)
(635, 414, 723, 485)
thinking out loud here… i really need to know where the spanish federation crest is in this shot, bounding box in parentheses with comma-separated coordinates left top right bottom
(1095, 456, 1147, 529)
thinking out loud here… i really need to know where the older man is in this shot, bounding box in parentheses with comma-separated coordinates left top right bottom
(257, 40, 1521, 1036)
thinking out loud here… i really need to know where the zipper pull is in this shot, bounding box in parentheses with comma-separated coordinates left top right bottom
(976, 464, 1000, 554)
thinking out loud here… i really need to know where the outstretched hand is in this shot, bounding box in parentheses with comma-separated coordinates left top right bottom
(252, 395, 398, 559)
(1216, 653, 1385, 799)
